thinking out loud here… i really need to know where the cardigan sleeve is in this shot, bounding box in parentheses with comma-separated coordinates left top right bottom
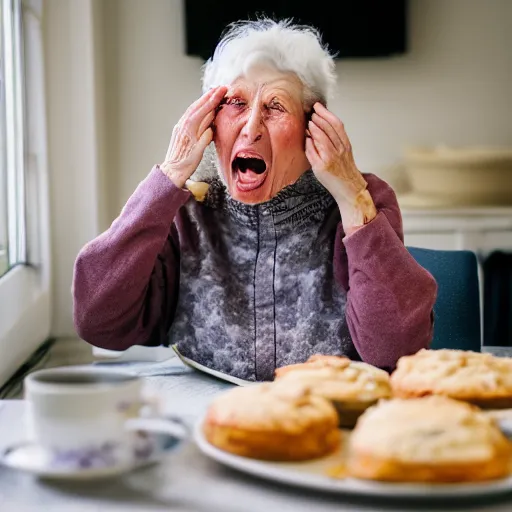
(72, 166, 190, 351)
(333, 173, 437, 371)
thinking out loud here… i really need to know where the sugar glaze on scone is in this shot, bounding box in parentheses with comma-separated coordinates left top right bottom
(348, 396, 512, 482)
(275, 354, 352, 378)
(390, 349, 512, 407)
(203, 381, 341, 461)
(275, 354, 391, 402)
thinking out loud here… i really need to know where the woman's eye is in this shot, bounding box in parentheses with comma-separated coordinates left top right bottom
(268, 102, 283, 112)
(227, 98, 246, 107)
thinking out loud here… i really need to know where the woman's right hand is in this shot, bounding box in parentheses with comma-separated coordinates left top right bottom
(160, 86, 228, 188)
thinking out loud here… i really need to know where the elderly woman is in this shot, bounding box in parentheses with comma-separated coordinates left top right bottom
(73, 19, 437, 380)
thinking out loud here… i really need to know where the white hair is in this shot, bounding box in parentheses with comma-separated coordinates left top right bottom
(201, 18, 337, 108)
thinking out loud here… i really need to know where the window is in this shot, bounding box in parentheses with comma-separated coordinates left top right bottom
(1, 0, 26, 278)
(0, 0, 51, 387)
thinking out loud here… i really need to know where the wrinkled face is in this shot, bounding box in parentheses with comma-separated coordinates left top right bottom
(213, 65, 311, 204)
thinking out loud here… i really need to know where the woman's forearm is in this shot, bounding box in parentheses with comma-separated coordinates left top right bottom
(336, 188, 378, 237)
(333, 173, 437, 371)
(341, 212, 437, 371)
(72, 166, 190, 350)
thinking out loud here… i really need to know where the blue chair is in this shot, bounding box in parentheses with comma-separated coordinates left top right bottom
(407, 247, 481, 352)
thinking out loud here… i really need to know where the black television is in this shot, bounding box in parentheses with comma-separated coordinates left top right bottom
(183, 0, 408, 61)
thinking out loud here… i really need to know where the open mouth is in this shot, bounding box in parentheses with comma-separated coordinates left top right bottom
(231, 154, 268, 192)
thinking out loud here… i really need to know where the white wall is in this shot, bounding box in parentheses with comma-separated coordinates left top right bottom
(44, 0, 512, 338)
(103, 0, 204, 220)
(44, 0, 103, 336)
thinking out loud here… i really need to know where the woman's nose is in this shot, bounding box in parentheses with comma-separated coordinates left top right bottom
(241, 107, 263, 143)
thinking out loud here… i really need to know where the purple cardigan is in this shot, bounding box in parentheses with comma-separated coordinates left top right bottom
(72, 166, 437, 380)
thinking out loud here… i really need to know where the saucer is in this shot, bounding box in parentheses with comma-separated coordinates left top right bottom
(0, 428, 183, 481)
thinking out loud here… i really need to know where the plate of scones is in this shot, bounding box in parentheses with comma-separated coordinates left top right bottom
(194, 350, 512, 498)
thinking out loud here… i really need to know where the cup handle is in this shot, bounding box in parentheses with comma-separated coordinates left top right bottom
(124, 415, 190, 439)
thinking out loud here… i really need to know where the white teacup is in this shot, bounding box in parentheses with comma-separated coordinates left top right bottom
(24, 366, 186, 471)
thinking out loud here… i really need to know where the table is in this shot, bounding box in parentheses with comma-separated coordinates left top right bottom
(1, 358, 512, 512)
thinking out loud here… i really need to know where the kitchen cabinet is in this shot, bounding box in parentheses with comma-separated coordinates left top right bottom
(402, 207, 512, 256)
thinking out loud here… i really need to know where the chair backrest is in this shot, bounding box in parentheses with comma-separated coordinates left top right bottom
(407, 247, 481, 352)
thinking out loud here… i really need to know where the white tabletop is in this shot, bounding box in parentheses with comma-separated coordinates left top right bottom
(1, 360, 512, 512)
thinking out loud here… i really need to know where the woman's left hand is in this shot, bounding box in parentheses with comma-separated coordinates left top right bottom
(305, 102, 377, 232)
(305, 102, 365, 203)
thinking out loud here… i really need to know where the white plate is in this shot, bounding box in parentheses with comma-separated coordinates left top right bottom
(193, 419, 512, 499)
(0, 429, 182, 481)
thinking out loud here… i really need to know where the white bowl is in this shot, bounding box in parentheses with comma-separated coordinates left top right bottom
(403, 146, 512, 206)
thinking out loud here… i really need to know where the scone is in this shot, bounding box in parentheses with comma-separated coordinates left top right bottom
(275, 354, 352, 377)
(275, 355, 392, 427)
(390, 348, 512, 408)
(203, 381, 340, 461)
(347, 395, 512, 483)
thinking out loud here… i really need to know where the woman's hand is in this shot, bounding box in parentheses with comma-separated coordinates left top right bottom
(161, 86, 228, 188)
(305, 102, 377, 234)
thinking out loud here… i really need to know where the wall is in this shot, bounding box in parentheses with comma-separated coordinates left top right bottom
(103, 0, 204, 220)
(44, 0, 103, 336)
(44, 0, 512, 338)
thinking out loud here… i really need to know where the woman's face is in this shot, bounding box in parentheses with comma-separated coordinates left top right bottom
(213, 65, 311, 204)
